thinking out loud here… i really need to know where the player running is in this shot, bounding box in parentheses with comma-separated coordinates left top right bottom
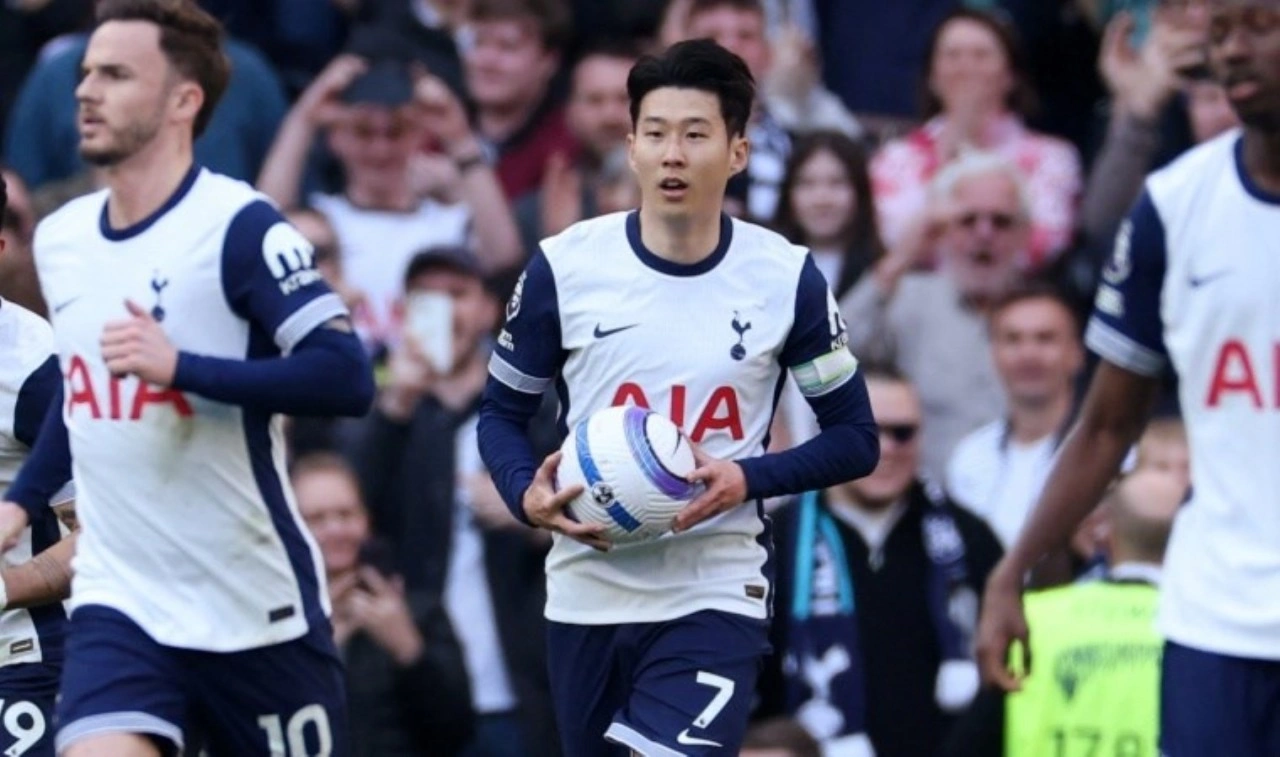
(0, 2, 374, 755)
(978, 2, 1280, 755)
(478, 39, 879, 755)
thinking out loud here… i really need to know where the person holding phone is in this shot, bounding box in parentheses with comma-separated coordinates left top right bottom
(346, 246, 563, 757)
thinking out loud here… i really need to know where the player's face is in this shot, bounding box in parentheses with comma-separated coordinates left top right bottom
(405, 268, 498, 369)
(628, 87, 749, 222)
(465, 18, 559, 110)
(1207, 0, 1280, 129)
(940, 172, 1027, 300)
(845, 379, 921, 508)
(789, 148, 855, 245)
(991, 298, 1082, 407)
(686, 6, 771, 83)
(295, 469, 369, 576)
(568, 55, 635, 160)
(76, 20, 188, 167)
(329, 105, 424, 194)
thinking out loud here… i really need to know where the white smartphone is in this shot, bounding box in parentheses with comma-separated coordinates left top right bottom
(405, 292, 453, 374)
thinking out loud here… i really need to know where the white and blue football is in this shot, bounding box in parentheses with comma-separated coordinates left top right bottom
(558, 405, 702, 545)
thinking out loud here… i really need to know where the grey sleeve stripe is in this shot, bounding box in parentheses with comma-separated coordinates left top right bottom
(57, 711, 185, 754)
(1085, 319, 1167, 377)
(489, 354, 553, 394)
(275, 293, 348, 353)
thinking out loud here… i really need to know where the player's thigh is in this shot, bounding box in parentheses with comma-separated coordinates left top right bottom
(56, 605, 186, 756)
(606, 610, 770, 756)
(187, 627, 348, 757)
(62, 732, 163, 757)
(546, 620, 631, 757)
(1161, 640, 1280, 756)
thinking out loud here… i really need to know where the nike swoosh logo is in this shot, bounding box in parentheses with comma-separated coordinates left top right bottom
(1189, 271, 1231, 288)
(594, 323, 639, 338)
(676, 730, 723, 748)
(52, 296, 82, 314)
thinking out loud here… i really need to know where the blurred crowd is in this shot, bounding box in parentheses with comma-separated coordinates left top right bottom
(1, 0, 1216, 755)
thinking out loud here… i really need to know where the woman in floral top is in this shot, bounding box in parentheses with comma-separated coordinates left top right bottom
(871, 8, 1082, 271)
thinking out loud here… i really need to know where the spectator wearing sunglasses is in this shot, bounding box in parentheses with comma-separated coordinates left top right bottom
(759, 367, 1004, 757)
(841, 150, 1031, 483)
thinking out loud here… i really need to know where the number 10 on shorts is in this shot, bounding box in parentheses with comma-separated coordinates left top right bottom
(257, 705, 332, 757)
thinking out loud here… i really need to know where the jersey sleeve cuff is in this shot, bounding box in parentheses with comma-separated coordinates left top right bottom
(488, 354, 553, 395)
(274, 293, 348, 354)
(1085, 318, 1167, 377)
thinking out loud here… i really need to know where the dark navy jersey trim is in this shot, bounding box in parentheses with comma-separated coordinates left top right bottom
(625, 211, 732, 277)
(1234, 137, 1280, 206)
(99, 163, 202, 241)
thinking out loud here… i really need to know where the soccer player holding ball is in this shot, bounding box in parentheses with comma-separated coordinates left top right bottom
(477, 39, 879, 755)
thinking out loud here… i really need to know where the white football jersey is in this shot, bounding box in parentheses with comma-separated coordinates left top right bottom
(489, 212, 859, 624)
(0, 299, 72, 667)
(34, 166, 347, 652)
(1087, 130, 1280, 659)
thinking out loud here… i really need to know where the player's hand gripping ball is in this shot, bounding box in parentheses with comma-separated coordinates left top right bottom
(557, 406, 703, 545)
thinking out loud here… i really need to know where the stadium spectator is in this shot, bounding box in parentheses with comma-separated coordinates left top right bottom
(771, 130, 885, 446)
(762, 368, 1002, 757)
(1079, 4, 1225, 253)
(358, 0, 470, 99)
(3, 21, 287, 190)
(514, 39, 640, 255)
(462, 0, 578, 201)
(1134, 417, 1189, 493)
(344, 246, 561, 757)
(258, 52, 521, 352)
(842, 150, 1030, 482)
(871, 8, 1081, 270)
(293, 452, 475, 757)
(943, 467, 1182, 757)
(946, 285, 1083, 548)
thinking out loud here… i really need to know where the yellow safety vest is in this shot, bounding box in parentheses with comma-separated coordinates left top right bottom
(1005, 581, 1162, 757)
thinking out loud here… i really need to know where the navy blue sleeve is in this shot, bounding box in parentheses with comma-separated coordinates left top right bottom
(737, 256, 879, 499)
(5, 383, 73, 518)
(221, 200, 350, 354)
(1084, 190, 1169, 377)
(13, 356, 60, 448)
(172, 326, 374, 417)
(476, 252, 565, 524)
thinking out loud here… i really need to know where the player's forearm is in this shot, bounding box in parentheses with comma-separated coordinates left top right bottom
(738, 375, 880, 499)
(999, 364, 1159, 581)
(476, 380, 541, 525)
(1, 533, 76, 609)
(172, 327, 375, 418)
(5, 386, 73, 519)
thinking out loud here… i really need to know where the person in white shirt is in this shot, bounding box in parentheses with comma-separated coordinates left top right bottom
(946, 284, 1082, 547)
(978, 4, 1280, 754)
(0, 2, 374, 754)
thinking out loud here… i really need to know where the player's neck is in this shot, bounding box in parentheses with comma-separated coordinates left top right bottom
(1008, 389, 1072, 445)
(1240, 128, 1280, 196)
(637, 206, 724, 264)
(102, 141, 194, 230)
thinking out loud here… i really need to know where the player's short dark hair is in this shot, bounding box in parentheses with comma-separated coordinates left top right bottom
(688, 0, 765, 19)
(95, 0, 231, 138)
(741, 718, 821, 757)
(627, 38, 755, 138)
(470, 0, 573, 53)
(990, 280, 1082, 335)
